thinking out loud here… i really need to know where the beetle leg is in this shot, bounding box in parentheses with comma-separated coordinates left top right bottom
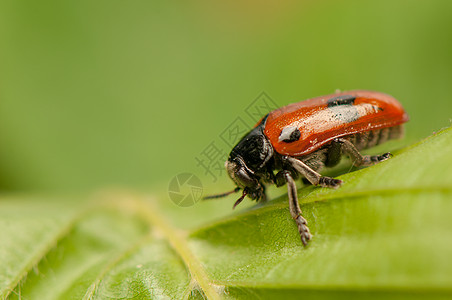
(260, 184, 268, 203)
(274, 170, 288, 187)
(325, 139, 343, 168)
(286, 157, 342, 188)
(282, 170, 312, 246)
(334, 138, 392, 167)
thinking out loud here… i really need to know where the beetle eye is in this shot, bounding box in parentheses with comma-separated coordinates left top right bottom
(225, 159, 258, 189)
(235, 167, 256, 187)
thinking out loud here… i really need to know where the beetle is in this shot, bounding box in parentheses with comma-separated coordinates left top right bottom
(205, 90, 409, 246)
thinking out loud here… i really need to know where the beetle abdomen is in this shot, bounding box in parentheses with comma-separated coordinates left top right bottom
(348, 124, 404, 151)
(298, 125, 404, 172)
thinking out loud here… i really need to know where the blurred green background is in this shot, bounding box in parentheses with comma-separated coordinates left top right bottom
(0, 0, 451, 192)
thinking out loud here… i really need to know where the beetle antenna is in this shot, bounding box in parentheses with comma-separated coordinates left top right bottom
(203, 187, 240, 200)
(232, 189, 248, 209)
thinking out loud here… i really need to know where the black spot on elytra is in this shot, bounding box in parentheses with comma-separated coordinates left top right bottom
(327, 95, 356, 107)
(280, 127, 301, 143)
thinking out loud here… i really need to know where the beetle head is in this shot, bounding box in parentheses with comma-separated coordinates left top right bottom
(225, 125, 273, 200)
(225, 157, 259, 196)
(202, 124, 273, 208)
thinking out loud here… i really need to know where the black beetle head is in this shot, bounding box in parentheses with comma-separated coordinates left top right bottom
(225, 125, 273, 200)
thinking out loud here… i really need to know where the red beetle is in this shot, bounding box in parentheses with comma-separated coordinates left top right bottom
(205, 90, 409, 246)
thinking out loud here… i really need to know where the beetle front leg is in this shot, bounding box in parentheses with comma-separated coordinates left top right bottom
(260, 184, 268, 203)
(334, 138, 392, 167)
(286, 157, 342, 188)
(281, 170, 312, 246)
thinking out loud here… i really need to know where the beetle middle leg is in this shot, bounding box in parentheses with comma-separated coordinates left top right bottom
(280, 170, 312, 246)
(333, 138, 392, 167)
(286, 157, 342, 188)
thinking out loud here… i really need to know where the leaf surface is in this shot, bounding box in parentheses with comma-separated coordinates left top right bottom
(2, 128, 452, 299)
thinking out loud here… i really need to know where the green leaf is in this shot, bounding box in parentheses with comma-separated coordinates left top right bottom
(2, 127, 452, 299)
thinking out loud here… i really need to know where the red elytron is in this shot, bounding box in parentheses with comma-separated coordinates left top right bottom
(205, 90, 409, 246)
(265, 90, 409, 156)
